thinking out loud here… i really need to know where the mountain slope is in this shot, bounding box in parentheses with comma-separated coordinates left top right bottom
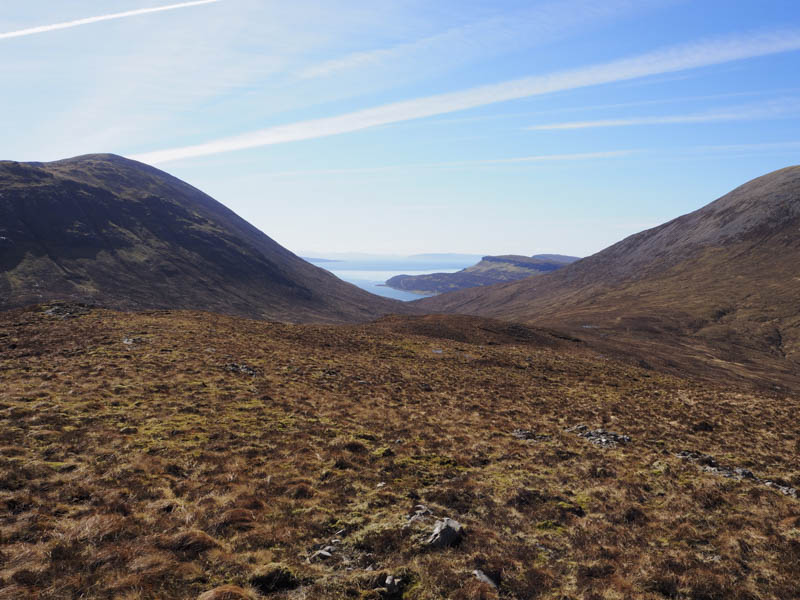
(418, 166, 800, 387)
(0, 154, 407, 323)
(385, 254, 578, 295)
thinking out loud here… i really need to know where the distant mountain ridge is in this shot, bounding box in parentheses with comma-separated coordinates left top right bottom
(418, 166, 800, 388)
(386, 253, 579, 295)
(0, 154, 407, 323)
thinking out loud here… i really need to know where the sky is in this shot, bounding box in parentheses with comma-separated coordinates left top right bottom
(1, 1, 799, 257)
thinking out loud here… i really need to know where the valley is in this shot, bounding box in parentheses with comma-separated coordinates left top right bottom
(1, 159, 798, 599)
(4, 3, 800, 599)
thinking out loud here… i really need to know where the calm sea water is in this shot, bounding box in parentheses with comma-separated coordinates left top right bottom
(308, 258, 474, 301)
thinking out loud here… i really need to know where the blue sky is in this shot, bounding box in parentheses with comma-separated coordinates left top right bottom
(1, 1, 799, 257)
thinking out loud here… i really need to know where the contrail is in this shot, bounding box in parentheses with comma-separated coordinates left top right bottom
(528, 99, 800, 130)
(0, 0, 222, 41)
(130, 29, 800, 164)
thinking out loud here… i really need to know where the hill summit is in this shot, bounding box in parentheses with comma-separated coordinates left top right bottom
(0, 154, 405, 322)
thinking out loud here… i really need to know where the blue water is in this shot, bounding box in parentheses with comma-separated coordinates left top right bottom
(308, 258, 475, 301)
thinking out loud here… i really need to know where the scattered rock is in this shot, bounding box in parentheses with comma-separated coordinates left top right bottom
(407, 504, 432, 525)
(249, 564, 301, 594)
(368, 571, 408, 598)
(42, 303, 92, 319)
(472, 569, 498, 588)
(308, 549, 333, 562)
(512, 429, 551, 441)
(763, 479, 799, 497)
(384, 575, 401, 594)
(568, 425, 630, 447)
(197, 585, 254, 600)
(122, 336, 146, 345)
(225, 362, 258, 376)
(678, 450, 798, 498)
(426, 517, 463, 548)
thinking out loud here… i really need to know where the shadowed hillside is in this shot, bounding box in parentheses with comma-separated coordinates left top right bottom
(418, 167, 800, 389)
(0, 154, 408, 323)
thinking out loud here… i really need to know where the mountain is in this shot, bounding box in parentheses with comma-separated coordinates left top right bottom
(385, 254, 579, 295)
(418, 166, 800, 388)
(0, 154, 407, 323)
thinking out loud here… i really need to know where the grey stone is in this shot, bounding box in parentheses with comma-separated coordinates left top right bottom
(406, 504, 432, 525)
(426, 518, 463, 548)
(568, 425, 630, 447)
(308, 549, 332, 562)
(472, 569, 497, 588)
(225, 362, 258, 376)
(678, 449, 799, 498)
(385, 575, 402, 594)
(512, 429, 551, 441)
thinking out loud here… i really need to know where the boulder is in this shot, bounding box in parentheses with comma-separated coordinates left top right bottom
(473, 569, 498, 588)
(426, 518, 463, 548)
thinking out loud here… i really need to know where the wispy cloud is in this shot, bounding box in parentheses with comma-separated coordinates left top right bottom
(425, 88, 799, 126)
(260, 150, 636, 178)
(695, 141, 800, 152)
(528, 98, 800, 129)
(297, 0, 663, 81)
(0, 0, 222, 40)
(131, 29, 800, 164)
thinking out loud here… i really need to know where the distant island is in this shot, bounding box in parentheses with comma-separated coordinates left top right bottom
(385, 254, 580, 295)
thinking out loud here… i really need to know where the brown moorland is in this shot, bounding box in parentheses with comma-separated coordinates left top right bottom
(417, 167, 800, 391)
(1, 305, 798, 599)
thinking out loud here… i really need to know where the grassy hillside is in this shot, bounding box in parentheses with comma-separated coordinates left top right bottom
(1, 304, 797, 599)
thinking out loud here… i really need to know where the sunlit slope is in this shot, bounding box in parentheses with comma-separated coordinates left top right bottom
(418, 167, 800, 384)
